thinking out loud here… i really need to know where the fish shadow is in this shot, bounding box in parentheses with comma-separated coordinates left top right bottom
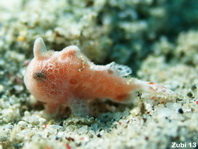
(56, 100, 133, 135)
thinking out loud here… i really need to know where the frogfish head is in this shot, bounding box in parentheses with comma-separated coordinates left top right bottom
(24, 38, 65, 103)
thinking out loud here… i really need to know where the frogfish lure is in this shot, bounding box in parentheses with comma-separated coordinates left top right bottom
(24, 37, 175, 115)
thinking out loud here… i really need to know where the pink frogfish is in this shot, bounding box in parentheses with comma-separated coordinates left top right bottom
(24, 37, 175, 115)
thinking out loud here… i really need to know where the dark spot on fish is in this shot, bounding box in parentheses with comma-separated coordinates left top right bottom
(108, 69, 114, 74)
(33, 70, 46, 81)
(69, 79, 78, 85)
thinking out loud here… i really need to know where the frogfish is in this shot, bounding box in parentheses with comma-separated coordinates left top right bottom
(24, 37, 175, 115)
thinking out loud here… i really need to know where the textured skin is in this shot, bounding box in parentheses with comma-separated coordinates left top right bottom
(24, 42, 138, 114)
(24, 38, 175, 115)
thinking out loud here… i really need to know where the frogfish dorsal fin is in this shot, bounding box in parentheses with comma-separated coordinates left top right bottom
(109, 62, 132, 77)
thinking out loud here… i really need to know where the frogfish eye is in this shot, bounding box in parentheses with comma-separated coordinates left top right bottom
(33, 70, 46, 81)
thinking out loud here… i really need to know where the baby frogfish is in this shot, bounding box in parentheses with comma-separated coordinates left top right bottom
(24, 37, 175, 116)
